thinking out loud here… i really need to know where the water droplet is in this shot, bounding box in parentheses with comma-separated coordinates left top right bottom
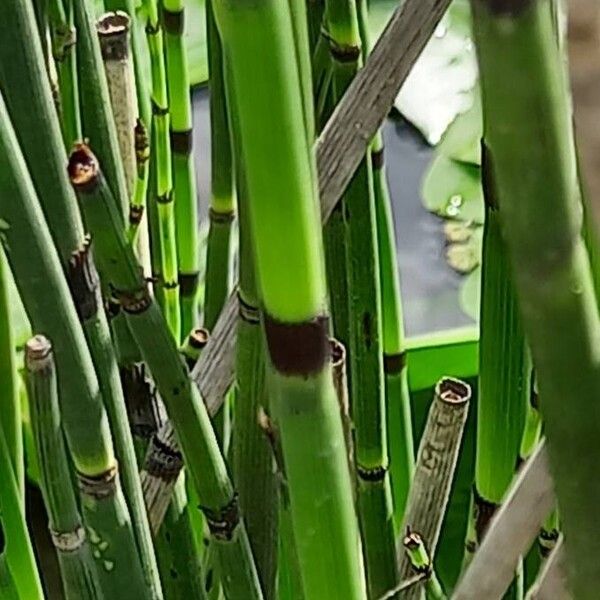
(450, 195, 463, 207)
(446, 205, 459, 217)
(87, 528, 101, 545)
(93, 549, 101, 559)
(98, 541, 108, 552)
(434, 24, 447, 38)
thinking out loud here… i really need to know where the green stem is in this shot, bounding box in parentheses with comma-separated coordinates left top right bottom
(49, 0, 82, 149)
(214, 0, 366, 596)
(26, 335, 103, 600)
(163, 0, 201, 338)
(471, 0, 600, 596)
(69, 144, 264, 600)
(0, 248, 22, 500)
(143, 0, 181, 340)
(403, 531, 446, 600)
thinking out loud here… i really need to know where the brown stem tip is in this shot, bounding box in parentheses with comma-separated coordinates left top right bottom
(188, 327, 210, 350)
(97, 11, 131, 61)
(436, 377, 471, 405)
(68, 144, 99, 191)
(25, 335, 53, 372)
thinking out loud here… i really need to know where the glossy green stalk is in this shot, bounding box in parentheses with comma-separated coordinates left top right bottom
(203, 0, 234, 336)
(69, 145, 263, 599)
(471, 0, 600, 596)
(0, 248, 22, 498)
(49, 0, 81, 149)
(143, 0, 180, 340)
(372, 133, 414, 528)
(233, 165, 279, 599)
(26, 335, 102, 600)
(0, 424, 43, 600)
(0, 523, 18, 600)
(163, 0, 201, 337)
(471, 150, 528, 552)
(73, 0, 130, 221)
(215, 1, 366, 597)
(0, 91, 149, 599)
(324, 0, 398, 596)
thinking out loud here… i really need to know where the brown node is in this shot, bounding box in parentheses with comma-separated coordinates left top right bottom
(68, 143, 99, 192)
(77, 464, 118, 500)
(67, 235, 100, 322)
(383, 351, 406, 375)
(201, 494, 240, 542)
(437, 377, 471, 405)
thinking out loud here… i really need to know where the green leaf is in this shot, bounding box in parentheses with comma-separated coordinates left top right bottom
(421, 155, 484, 224)
(392, 0, 478, 144)
(5, 264, 30, 349)
(438, 88, 482, 165)
(459, 265, 481, 322)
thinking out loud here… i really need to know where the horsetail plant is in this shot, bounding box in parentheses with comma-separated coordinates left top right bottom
(0, 248, 22, 498)
(163, 0, 201, 337)
(323, 0, 398, 595)
(402, 530, 446, 600)
(143, 0, 181, 340)
(0, 89, 150, 599)
(471, 0, 600, 595)
(466, 141, 529, 577)
(215, 0, 366, 596)
(0, 3, 162, 593)
(68, 143, 264, 599)
(26, 335, 103, 600)
(0, 422, 43, 600)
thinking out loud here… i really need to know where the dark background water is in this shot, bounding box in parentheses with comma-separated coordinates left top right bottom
(191, 87, 474, 337)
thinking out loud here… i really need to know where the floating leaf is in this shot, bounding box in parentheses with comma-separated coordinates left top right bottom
(421, 155, 484, 224)
(438, 89, 482, 165)
(459, 265, 481, 321)
(393, 0, 478, 144)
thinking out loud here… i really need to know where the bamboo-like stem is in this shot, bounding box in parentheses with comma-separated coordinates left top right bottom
(69, 144, 264, 599)
(32, 0, 50, 65)
(74, 0, 130, 221)
(371, 134, 414, 527)
(215, 0, 366, 596)
(0, 92, 149, 599)
(402, 531, 446, 600)
(0, 248, 22, 498)
(26, 335, 103, 600)
(97, 11, 138, 196)
(471, 1, 600, 595)
(143, 0, 181, 340)
(0, 5, 162, 595)
(49, 0, 81, 149)
(144, 0, 453, 524)
(203, 0, 234, 336)
(163, 0, 201, 338)
(397, 378, 471, 599)
(232, 164, 279, 598)
(323, 0, 397, 595)
(453, 443, 555, 600)
(0, 422, 43, 600)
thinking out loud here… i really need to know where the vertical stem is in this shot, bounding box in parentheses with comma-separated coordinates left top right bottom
(144, 0, 181, 340)
(215, 0, 367, 596)
(0, 247, 22, 499)
(163, 0, 201, 338)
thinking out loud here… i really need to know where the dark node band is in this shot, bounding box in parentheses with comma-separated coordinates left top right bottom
(238, 293, 260, 325)
(145, 21, 160, 36)
(371, 146, 385, 170)
(473, 486, 499, 541)
(77, 464, 118, 500)
(144, 432, 183, 481)
(179, 272, 200, 296)
(480, 0, 533, 17)
(151, 99, 169, 117)
(264, 313, 330, 376)
(157, 191, 173, 204)
(170, 129, 193, 155)
(129, 204, 144, 225)
(50, 525, 86, 553)
(113, 284, 152, 315)
(209, 207, 236, 225)
(121, 365, 163, 440)
(162, 8, 184, 35)
(356, 464, 388, 482)
(67, 236, 100, 322)
(383, 351, 407, 375)
(538, 528, 559, 558)
(201, 494, 240, 542)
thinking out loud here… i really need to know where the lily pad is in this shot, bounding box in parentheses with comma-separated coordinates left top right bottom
(421, 154, 484, 224)
(437, 88, 482, 165)
(393, 0, 478, 145)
